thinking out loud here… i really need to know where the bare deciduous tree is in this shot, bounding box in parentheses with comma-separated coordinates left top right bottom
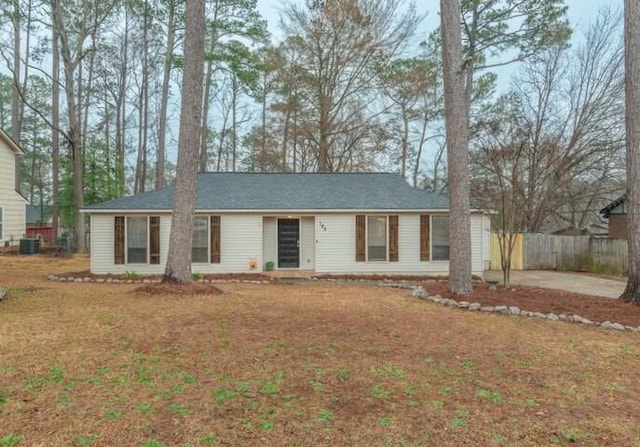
(282, 0, 419, 172)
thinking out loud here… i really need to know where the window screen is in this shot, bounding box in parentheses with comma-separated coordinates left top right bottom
(192, 216, 209, 263)
(367, 216, 387, 261)
(432, 216, 450, 261)
(127, 217, 148, 263)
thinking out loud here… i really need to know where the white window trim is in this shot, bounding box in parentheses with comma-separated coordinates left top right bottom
(125, 216, 150, 265)
(0, 206, 4, 241)
(430, 214, 450, 262)
(192, 215, 211, 264)
(366, 215, 388, 263)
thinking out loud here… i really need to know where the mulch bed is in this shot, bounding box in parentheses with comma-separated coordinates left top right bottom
(426, 281, 640, 327)
(314, 273, 484, 281)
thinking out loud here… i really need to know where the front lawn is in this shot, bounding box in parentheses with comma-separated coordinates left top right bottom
(1, 256, 639, 446)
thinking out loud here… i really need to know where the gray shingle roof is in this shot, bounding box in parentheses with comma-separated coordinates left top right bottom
(84, 173, 450, 211)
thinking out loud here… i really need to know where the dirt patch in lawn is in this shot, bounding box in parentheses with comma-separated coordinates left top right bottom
(426, 282, 640, 327)
(133, 282, 223, 296)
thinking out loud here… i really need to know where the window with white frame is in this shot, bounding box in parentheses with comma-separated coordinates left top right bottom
(192, 216, 209, 262)
(432, 216, 450, 261)
(367, 215, 387, 261)
(127, 216, 148, 263)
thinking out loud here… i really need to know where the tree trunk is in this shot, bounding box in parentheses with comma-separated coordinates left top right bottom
(401, 103, 409, 178)
(157, 0, 176, 187)
(51, 1, 60, 242)
(281, 101, 291, 171)
(199, 57, 213, 172)
(163, 0, 206, 283)
(622, 0, 640, 303)
(440, 0, 472, 295)
(412, 109, 429, 188)
(318, 97, 330, 172)
(261, 70, 267, 170)
(135, 1, 150, 194)
(54, 0, 86, 252)
(232, 74, 237, 172)
(11, 0, 22, 143)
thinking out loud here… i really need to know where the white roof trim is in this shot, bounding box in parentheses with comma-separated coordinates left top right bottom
(0, 128, 25, 155)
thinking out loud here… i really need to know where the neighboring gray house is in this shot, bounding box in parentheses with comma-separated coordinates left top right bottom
(83, 173, 491, 276)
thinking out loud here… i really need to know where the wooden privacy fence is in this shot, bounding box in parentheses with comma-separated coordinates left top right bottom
(589, 238, 628, 275)
(524, 234, 591, 271)
(490, 233, 628, 274)
(490, 233, 524, 270)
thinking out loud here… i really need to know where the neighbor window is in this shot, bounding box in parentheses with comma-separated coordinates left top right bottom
(192, 216, 209, 263)
(432, 216, 450, 261)
(367, 215, 387, 261)
(127, 216, 148, 263)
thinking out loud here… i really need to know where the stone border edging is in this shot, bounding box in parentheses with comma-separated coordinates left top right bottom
(400, 284, 639, 332)
(47, 274, 271, 285)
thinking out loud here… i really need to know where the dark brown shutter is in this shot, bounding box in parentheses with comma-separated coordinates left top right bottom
(210, 216, 221, 264)
(356, 215, 366, 262)
(149, 216, 160, 264)
(389, 215, 399, 262)
(114, 216, 125, 264)
(420, 214, 430, 261)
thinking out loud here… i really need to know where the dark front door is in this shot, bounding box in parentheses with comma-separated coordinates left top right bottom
(278, 219, 300, 268)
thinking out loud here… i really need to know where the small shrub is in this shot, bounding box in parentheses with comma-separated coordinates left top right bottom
(192, 272, 203, 281)
(123, 271, 141, 280)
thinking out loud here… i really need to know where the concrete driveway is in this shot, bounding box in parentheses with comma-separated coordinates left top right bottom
(484, 270, 626, 299)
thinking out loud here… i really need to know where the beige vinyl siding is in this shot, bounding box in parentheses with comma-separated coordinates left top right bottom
(480, 214, 491, 270)
(91, 214, 263, 274)
(263, 217, 276, 268)
(91, 214, 171, 274)
(315, 213, 487, 275)
(470, 213, 484, 272)
(301, 216, 315, 269)
(0, 141, 26, 244)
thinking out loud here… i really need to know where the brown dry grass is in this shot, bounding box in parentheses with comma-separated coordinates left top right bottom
(1, 255, 640, 447)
